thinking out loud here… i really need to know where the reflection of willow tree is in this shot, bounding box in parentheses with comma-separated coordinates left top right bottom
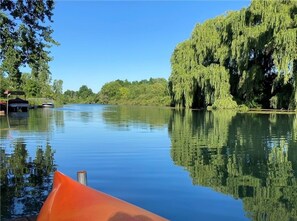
(241, 143, 297, 221)
(292, 115, 297, 160)
(169, 110, 236, 167)
(169, 111, 297, 221)
(0, 140, 56, 219)
(102, 106, 172, 129)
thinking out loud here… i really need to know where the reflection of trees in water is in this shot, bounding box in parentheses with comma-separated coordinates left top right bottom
(28, 109, 64, 132)
(0, 140, 56, 220)
(294, 116, 297, 141)
(102, 106, 172, 129)
(0, 109, 65, 138)
(169, 110, 297, 221)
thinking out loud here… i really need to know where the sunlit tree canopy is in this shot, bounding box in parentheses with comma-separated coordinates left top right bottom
(169, 0, 297, 110)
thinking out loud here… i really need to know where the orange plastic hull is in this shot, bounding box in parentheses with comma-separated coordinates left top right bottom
(37, 171, 168, 221)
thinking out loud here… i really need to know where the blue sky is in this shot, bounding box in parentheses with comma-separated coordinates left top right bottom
(50, 1, 251, 93)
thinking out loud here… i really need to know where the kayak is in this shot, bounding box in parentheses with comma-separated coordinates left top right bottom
(37, 171, 168, 221)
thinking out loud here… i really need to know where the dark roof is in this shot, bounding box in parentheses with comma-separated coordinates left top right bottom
(8, 97, 29, 104)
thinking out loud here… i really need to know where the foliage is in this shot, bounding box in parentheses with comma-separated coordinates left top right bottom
(63, 89, 79, 103)
(169, 0, 297, 110)
(20, 72, 53, 98)
(0, 0, 64, 106)
(98, 78, 171, 106)
(63, 85, 97, 104)
(211, 97, 238, 110)
(77, 85, 96, 103)
(0, 0, 58, 90)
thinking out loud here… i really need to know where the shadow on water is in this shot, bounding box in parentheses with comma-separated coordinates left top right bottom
(169, 110, 297, 221)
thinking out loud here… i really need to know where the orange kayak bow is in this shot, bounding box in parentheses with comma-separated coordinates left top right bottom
(37, 171, 168, 221)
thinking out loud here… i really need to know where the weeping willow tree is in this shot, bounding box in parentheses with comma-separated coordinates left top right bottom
(169, 0, 297, 110)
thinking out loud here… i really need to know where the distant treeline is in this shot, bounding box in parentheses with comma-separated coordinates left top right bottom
(97, 78, 171, 106)
(64, 78, 171, 106)
(169, 0, 297, 110)
(0, 72, 170, 106)
(47, 78, 169, 106)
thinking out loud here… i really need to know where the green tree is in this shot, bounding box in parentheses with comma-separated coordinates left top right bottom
(0, 72, 10, 98)
(21, 73, 40, 97)
(97, 78, 171, 106)
(98, 80, 125, 104)
(0, 0, 58, 89)
(52, 79, 63, 103)
(63, 90, 78, 103)
(169, 0, 297, 110)
(77, 85, 95, 103)
(52, 80, 63, 95)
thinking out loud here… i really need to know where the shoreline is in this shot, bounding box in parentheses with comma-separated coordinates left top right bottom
(246, 108, 297, 114)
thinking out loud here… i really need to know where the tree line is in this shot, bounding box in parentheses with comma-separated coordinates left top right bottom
(98, 78, 170, 106)
(1, 0, 58, 91)
(1, 75, 171, 107)
(62, 78, 171, 106)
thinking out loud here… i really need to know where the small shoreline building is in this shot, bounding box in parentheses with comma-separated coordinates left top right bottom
(8, 97, 29, 112)
(4, 90, 29, 114)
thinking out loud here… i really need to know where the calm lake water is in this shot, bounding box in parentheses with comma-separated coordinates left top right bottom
(1, 104, 297, 221)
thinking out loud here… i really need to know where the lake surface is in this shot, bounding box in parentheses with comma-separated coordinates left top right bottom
(1, 104, 297, 221)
